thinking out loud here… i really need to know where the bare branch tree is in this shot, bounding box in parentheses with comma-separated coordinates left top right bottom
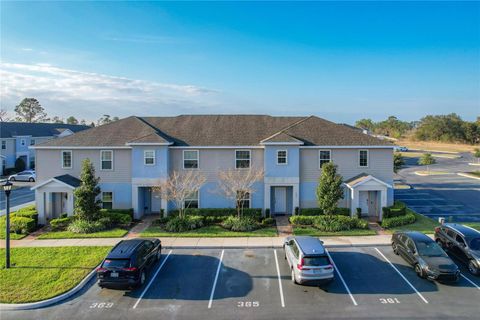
(153, 170, 206, 218)
(217, 167, 264, 218)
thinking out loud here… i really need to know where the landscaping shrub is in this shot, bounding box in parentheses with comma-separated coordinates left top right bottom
(164, 216, 204, 232)
(335, 207, 351, 216)
(221, 216, 258, 232)
(15, 157, 26, 172)
(289, 216, 316, 226)
(50, 217, 72, 231)
(100, 208, 134, 220)
(294, 207, 299, 215)
(382, 201, 407, 218)
(313, 215, 369, 232)
(265, 208, 270, 217)
(13, 210, 38, 225)
(261, 217, 275, 226)
(299, 208, 323, 216)
(204, 215, 230, 225)
(101, 211, 132, 226)
(170, 208, 262, 220)
(153, 217, 171, 226)
(16, 205, 36, 213)
(381, 212, 416, 229)
(67, 219, 107, 234)
(10, 216, 36, 234)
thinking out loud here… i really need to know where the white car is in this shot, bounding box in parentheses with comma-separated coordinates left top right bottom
(9, 170, 36, 182)
(394, 146, 408, 152)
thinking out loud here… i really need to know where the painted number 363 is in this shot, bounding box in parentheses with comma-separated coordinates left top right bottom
(237, 301, 260, 308)
(90, 302, 114, 309)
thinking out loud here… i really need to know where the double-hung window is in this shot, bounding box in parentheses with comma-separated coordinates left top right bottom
(144, 150, 155, 165)
(184, 191, 199, 209)
(235, 150, 250, 169)
(61, 150, 72, 169)
(359, 150, 368, 167)
(100, 150, 113, 170)
(183, 150, 199, 169)
(277, 150, 287, 165)
(319, 150, 331, 168)
(236, 191, 251, 209)
(102, 192, 113, 210)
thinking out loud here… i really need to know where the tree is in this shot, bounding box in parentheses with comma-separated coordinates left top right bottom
(15, 157, 26, 172)
(154, 171, 206, 219)
(393, 152, 405, 173)
(355, 118, 376, 132)
(50, 116, 64, 124)
(463, 122, 480, 145)
(473, 148, 480, 164)
(414, 113, 466, 143)
(66, 116, 79, 125)
(112, 116, 120, 121)
(217, 167, 264, 218)
(316, 162, 344, 215)
(74, 159, 101, 221)
(97, 114, 112, 126)
(418, 153, 436, 173)
(14, 98, 48, 122)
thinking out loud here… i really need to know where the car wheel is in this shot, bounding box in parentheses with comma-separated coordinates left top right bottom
(291, 268, 297, 284)
(28, 177, 34, 182)
(415, 264, 425, 278)
(392, 242, 399, 255)
(468, 260, 479, 276)
(9, 177, 15, 181)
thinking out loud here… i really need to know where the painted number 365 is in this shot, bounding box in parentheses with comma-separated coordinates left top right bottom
(237, 301, 260, 308)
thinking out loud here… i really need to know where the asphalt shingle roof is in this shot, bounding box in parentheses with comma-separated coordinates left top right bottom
(37, 115, 394, 147)
(54, 174, 82, 188)
(0, 122, 90, 138)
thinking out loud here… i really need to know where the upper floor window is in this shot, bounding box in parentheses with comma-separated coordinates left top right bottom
(236, 191, 251, 209)
(102, 191, 113, 210)
(61, 150, 72, 169)
(100, 150, 113, 170)
(20, 139, 26, 146)
(184, 191, 199, 209)
(144, 150, 155, 165)
(30, 139, 35, 146)
(183, 150, 199, 169)
(235, 150, 251, 169)
(319, 150, 331, 168)
(359, 150, 368, 167)
(277, 150, 287, 165)
(1, 140, 5, 150)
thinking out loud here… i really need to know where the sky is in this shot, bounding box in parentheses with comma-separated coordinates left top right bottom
(1, 1, 479, 124)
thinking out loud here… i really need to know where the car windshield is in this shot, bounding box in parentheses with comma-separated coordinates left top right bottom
(416, 241, 446, 257)
(19, 171, 29, 175)
(303, 256, 330, 266)
(103, 259, 130, 268)
(469, 238, 480, 251)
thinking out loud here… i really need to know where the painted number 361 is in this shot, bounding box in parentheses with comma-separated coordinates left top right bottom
(379, 298, 400, 304)
(237, 301, 260, 308)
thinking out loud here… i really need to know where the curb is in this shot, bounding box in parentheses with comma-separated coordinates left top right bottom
(0, 265, 98, 311)
(457, 173, 480, 181)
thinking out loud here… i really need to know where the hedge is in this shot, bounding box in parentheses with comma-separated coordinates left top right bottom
(100, 208, 134, 220)
(50, 217, 72, 231)
(382, 201, 407, 218)
(298, 207, 350, 216)
(10, 216, 36, 234)
(169, 208, 262, 219)
(101, 212, 132, 226)
(289, 216, 317, 226)
(381, 212, 416, 228)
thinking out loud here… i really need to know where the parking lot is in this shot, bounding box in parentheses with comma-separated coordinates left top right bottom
(4, 246, 480, 320)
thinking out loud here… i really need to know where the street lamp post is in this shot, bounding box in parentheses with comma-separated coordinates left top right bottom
(3, 181, 12, 269)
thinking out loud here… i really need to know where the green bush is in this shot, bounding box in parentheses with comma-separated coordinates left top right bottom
(294, 207, 299, 215)
(101, 212, 132, 226)
(313, 215, 369, 232)
(164, 216, 204, 232)
(335, 207, 351, 216)
(204, 215, 230, 225)
(153, 217, 171, 225)
(67, 219, 107, 234)
(16, 205, 36, 213)
(298, 208, 324, 216)
(100, 208, 134, 220)
(10, 216, 36, 234)
(50, 217, 72, 231)
(170, 208, 262, 220)
(381, 212, 416, 228)
(383, 201, 407, 218)
(289, 216, 316, 226)
(221, 216, 258, 232)
(13, 210, 38, 225)
(261, 217, 275, 226)
(265, 208, 270, 217)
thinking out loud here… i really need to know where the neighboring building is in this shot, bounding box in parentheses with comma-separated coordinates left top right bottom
(31, 115, 394, 224)
(0, 122, 90, 174)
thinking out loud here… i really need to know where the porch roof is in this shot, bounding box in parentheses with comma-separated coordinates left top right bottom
(31, 174, 81, 190)
(344, 173, 392, 189)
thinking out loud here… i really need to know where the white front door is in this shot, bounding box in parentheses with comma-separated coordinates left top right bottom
(274, 187, 287, 213)
(151, 189, 162, 213)
(359, 191, 369, 215)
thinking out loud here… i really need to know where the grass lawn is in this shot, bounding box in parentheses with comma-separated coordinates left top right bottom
(396, 139, 474, 153)
(467, 171, 480, 178)
(0, 246, 111, 303)
(0, 230, 28, 240)
(140, 224, 278, 237)
(293, 226, 376, 236)
(37, 228, 129, 239)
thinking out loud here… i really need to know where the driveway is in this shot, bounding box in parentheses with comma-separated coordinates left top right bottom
(3, 247, 480, 320)
(395, 151, 480, 222)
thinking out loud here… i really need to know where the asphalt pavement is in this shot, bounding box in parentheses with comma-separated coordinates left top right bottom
(0, 184, 35, 212)
(3, 247, 479, 320)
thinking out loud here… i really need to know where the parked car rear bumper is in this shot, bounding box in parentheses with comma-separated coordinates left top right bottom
(297, 273, 334, 284)
(97, 277, 139, 289)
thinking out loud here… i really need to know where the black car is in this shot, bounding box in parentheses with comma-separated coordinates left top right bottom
(97, 238, 161, 289)
(434, 223, 480, 276)
(391, 231, 459, 282)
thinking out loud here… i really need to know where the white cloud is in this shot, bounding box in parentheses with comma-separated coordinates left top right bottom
(0, 62, 219, 120)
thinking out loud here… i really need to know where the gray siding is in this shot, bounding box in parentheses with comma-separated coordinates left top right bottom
(35, 149, 132, 183)
(300, 148, 393, 184)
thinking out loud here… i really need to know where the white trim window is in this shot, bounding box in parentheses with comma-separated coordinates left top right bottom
(102, 191, 113, 210)
(277, 150, 287, 165)
(100, 150, 113, 170)
(183, 150, 199, 169)
(359, 150, 369, 167)
(236, 190, 251, 209)
(144, 150, 155, 165)
(184, 191, 199, 209)
(319, 150, 331, 168)
(61, 150, 72, 169)
(235, 150, 251, 169)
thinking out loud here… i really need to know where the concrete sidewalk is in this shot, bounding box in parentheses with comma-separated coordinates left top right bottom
(0, 234, 393, 249)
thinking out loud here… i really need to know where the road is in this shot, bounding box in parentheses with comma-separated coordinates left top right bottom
(395, 151, 480, 222)
(3, 247, 480, 320)
(0, 182, 35, 212)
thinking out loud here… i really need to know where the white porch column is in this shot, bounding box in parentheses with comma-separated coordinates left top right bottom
(292, 184, 299, 215)
(132, 185, 141, 220)
(350, 188, 360, 217)
(380, 187, 387, 221)
(36, 190, 46, 225)
(66, 191, 74, 216)
(264, 183, 270, 216)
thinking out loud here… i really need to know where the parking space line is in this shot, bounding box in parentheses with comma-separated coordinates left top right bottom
(207, 249, 225, 309)
(460, 274, 480, 291)
(374, 248, 428, 304)
(325, 250, 358, 306)
(273, 250, 285, 308)
(133, 249, 172, 309)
